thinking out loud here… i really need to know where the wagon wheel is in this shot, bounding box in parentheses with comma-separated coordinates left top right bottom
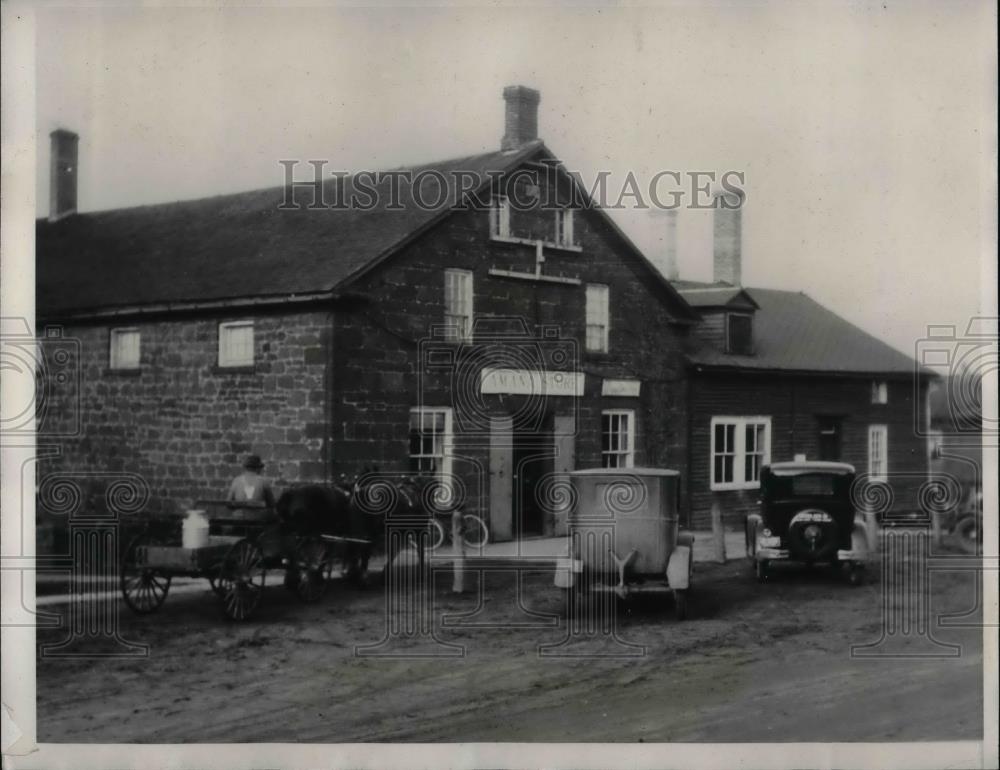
(207, 568, 226, 598)
(121, 532, 172, 614)
(217, 538, 266, 621)
(292, 538, 332, 603)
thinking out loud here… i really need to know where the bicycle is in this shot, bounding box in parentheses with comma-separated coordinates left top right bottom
(424, 508, 490, 551)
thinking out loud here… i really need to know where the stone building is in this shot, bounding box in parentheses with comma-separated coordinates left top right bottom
(36, 85, 933, 537)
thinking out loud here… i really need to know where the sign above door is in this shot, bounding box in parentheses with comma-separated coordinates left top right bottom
(480, 367, 584, 397)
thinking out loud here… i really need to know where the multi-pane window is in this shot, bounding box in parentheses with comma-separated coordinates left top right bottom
(601, 410, 635, 468)
(868, 424, 888, 482)
(871, 380, 888, 404)
(710, 416, 771, 489)
(218, 320, 254, 367)
(713, 422, 736, 484)
(585, 283, 609, 353)
(409, 407, 453, 480)
(444, 269, 473, 342)
(109, 328, 140, 370)
(726, 313, 753, 355)
(744, 421, 768, 484)
(555, 208, 575, 247)
(489, 195, 511, 238)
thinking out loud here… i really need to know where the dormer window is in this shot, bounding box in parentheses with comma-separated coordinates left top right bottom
(726, 312, 753, 355)
(555, 209, 575, 247)
(490, 195, 511, 239)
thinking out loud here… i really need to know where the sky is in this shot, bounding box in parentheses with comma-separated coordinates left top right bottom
(33, 2, 995, 365)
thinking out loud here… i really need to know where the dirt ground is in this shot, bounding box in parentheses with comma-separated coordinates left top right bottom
(36, 549, 984, 743)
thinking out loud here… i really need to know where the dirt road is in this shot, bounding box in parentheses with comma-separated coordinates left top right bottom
(36, 551, 983, 743)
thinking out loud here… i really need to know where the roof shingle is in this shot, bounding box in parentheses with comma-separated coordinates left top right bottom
(37, 145, 540, 316)
(675, 281, 925, 376)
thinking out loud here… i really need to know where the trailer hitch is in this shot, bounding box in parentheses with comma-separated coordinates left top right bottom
(609, 548, 638, 599)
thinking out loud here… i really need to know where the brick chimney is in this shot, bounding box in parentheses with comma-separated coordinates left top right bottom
(663, 209, 679, 281)
(49, 129, 79, 222)
(501, 85, 541, 151)
(712, 188, 744, 285)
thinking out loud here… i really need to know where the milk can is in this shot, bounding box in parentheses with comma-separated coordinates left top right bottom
(182, 509, 210, 549)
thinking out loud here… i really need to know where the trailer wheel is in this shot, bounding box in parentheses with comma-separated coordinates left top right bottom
(673, 589, 689, 621)
(121, 533, 171, 614)
(845, 562, 866, 586)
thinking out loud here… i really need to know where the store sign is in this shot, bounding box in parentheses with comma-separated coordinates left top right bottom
(480, 367, 584, 397)
(601, 379, 641, 397)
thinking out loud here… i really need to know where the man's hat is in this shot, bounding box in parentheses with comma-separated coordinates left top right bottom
(243, 454, 265, 471)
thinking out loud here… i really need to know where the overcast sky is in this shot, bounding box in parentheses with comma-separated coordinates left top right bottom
(34, 2, 994, 364)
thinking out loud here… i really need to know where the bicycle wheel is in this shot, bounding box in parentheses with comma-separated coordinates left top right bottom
(426, 518, 446, 551)
(462, 515, 489, 549)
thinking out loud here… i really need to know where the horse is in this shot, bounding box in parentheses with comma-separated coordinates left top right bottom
(274, 482, 379, 585)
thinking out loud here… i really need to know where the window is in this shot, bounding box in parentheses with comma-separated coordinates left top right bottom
(710, 416, 772, 490)
(726, 313, 754, 355)
(489, 195, 511, 238)
(218, 320, 254, 367)
(409, 407, 453, 480)
(555, 209, 575, 247)
(585, 283, 609, 353)
(601, 410, 635, 468)
(109, 328, 140, 370)
(444, 269, 473, 342)
(868, 424, 888, 482)
(871, 380, 888, 404)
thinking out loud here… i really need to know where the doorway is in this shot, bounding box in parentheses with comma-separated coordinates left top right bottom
(512, 420, 554, 538)
(817, 416, 844, 461)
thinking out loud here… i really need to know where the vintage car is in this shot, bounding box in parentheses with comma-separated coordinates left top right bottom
(746, 461, 870, 584)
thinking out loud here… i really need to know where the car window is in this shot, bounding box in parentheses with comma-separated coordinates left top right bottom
(790, 474, 837, 496)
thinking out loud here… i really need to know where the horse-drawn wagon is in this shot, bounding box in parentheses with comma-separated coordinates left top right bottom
(554, 468, 694, 620)
(120, 497, 373, 621)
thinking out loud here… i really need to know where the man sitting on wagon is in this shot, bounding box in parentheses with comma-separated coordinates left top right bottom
(227, 454, 276, 514)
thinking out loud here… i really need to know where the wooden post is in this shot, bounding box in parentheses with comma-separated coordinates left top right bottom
(451, 509, 465, 594)
(711, 501, 726, 564)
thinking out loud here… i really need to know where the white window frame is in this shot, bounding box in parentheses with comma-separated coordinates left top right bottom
(710, 416, 772, 491)
(218, 320, 255, 368)
(109, 327, 141, 370)
(489, 195, 511, 239)
(555, 208, 575, 247)
(409, 407, 454, 494)
(585, 283, 610, 353)
(871, 380, 888, 404)
(601, 409, 635, 468)
(868, 424, 888, 482)
(443, 269, 473, 342)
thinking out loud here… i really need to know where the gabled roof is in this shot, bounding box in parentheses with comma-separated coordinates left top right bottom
(675, 280, 928, 377)
(36, 142, 698, 323)
(37, 144, 539, 316)
(674, 284, 759, 310)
